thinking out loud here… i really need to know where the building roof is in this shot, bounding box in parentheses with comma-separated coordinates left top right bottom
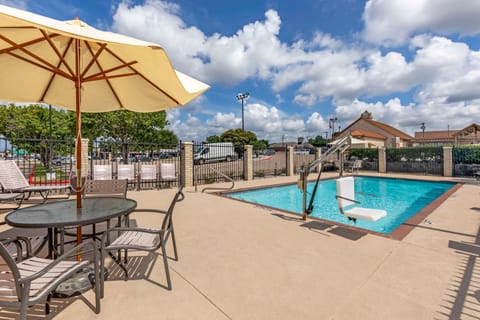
(453, 123, 480, 137)
(350, 129, 386, 140)
(414, 130, 458, 140)
(339, 112, 414, 141)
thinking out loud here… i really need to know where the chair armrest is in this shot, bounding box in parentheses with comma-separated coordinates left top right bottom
(335, 195, 360, 204)
(18, 241, 98, 284)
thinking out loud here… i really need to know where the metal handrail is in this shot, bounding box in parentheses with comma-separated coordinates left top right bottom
(201, 167, 235, 193)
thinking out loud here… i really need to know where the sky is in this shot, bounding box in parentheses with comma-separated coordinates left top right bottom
(2, 0, 480, 143)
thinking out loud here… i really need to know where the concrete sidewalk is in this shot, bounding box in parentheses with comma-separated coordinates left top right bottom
(2, 174, 479, 319)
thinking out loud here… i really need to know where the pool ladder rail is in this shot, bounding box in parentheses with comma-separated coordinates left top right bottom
(201, 167, 235, 193)
(299, 135, 352, 220)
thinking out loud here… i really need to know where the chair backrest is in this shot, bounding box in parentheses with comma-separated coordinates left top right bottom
(93, 164, 112, 180)
(0, 160, 30, 191)
(161, 186, 184, 233)
(140, 164, 157, 180)
(84, 179, 127, 198)
(117, 164, 134, 180)
(0, 242, 22, 300)
(353, 160, 362, 169)
(160, 163, 176, 181)
(336, 176, 357, 209)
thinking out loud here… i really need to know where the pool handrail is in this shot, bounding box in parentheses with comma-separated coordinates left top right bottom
(201, 167, 235, 193)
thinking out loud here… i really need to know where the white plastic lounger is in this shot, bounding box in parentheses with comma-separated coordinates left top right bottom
(336, 176, 386, 222)
(0, 160, 70, 204)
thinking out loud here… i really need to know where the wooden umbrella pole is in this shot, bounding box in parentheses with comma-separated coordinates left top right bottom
(75, 38, 82, 259)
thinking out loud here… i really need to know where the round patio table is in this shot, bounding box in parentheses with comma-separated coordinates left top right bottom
(6, 197, 137, 258)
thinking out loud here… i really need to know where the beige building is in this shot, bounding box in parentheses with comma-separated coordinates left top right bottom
(334, 111, 414, 148)
(414, 123, 480, 145)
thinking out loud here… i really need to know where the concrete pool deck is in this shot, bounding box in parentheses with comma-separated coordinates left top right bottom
(1, 172, 479, 319)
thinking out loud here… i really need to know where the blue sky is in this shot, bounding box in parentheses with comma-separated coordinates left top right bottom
(3, 0, 480, 142)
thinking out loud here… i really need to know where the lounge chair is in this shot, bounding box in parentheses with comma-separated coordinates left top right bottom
(93, 164, 113, 180)
(0, 160, 70, 204)
(117, 164, 135, 180)
(160, 163, 176, 181)
(0, 241, 100, 319)
(138, 164, 158, 189)
(350, 159, 362, 174)
(101, 186, 184, 292)
(0, 192, 24, 209)
(336, 176, 386, 222)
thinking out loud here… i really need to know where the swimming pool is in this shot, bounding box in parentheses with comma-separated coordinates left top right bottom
(225, 176, 456, 234)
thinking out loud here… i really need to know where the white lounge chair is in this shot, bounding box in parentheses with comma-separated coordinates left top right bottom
(0, 160, 70, 203)
(350, 159, 362, 174)
(336, 176, 386, 222)
(160, 163, 176, 181)
(93, 164, 112, 180)
(117, 164, 134, 180)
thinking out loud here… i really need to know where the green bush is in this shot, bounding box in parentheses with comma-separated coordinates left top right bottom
(348, 148, 378, 160)
(453, 145, 480, 164)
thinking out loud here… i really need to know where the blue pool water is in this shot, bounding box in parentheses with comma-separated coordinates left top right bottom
(225, 177, 455, 234)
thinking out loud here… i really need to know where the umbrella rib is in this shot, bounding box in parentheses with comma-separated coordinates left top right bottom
(82, 61, 138, 82)
(0, 33, 60, 54)
(81, 41, 107, 79)
(40, 38, 74, 102)
(84, 41, 124, 109)
(0, 34, 73, 80)
(103, 46, 181, 105)
(40, 29, 75, 78)
(7, 51, 73, 80)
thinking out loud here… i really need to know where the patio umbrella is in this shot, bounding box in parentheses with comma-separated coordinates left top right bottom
(0, 4, 209, 246)
(0, 5, 209, 196)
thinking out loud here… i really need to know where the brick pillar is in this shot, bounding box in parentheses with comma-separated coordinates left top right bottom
(378, 147, 386, 173)
(443, 146, 453, 177)
(244, 145, 253, 180)
(181, 142, 193, 187)
(315, 147, 322, 173)
(286, 146, 294, 176)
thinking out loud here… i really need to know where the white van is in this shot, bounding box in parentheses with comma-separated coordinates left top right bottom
(194, 142, 236, 164)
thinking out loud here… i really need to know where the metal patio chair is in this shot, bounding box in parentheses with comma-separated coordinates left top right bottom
(100, 186, 184, 293)
(93, 164, 113, 180)
(0, 160, 71, 204)
(0, 241, 100, 319)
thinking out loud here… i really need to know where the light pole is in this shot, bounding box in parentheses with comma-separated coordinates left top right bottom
(420, 122, 426, 141)
(236, 92, 250, 131)
(329, 117, 338, 138)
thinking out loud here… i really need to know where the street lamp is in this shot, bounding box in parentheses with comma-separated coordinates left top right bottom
(329, 117, 338, 138)
(420, 122, 426, 141)
(236, 92, 250, 131)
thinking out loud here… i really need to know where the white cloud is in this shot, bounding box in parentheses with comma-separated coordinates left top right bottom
(0, 0, 27, 9)
(111, 1, 480, 142)
(363, 0, 480, 46)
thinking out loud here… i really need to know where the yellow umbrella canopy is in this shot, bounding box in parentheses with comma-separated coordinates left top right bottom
(0, 4, 209, 207)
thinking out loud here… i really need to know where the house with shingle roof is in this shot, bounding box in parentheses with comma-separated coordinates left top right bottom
(334, 111, 414, 148)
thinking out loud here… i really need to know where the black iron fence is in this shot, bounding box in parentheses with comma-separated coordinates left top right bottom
(345, 148, 379, 172)
(386, 146, 443, 175)
(252, 150, 287, 178)
(453, 145, 480, 177)
(0, 137, 180, 189)
(193, 142, 244, 184)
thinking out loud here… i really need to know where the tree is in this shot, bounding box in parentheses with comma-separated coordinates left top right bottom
(220, 129, 257, 145)
(205, 135, 221, 143)
(308, 135, 328, 147)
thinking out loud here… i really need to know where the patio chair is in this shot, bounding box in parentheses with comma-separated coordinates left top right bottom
(0, 160, 71, 204)
(160, 163, 176, 181)
(0, 192, 24, 209)
(0, 241, 100, 319)
(93, 164, 112, 180)
(0, 236, 47, 262)
(61, 179, 128, 249)
(350, 159, 362, 174)
(101, 186, 184, 292)
(138, 164, 158, 189)
(336, 176, 386, 223)
(117, 164, 135, 180)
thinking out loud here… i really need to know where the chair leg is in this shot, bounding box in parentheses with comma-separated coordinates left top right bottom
(161, 243, 172, 290)
(45, 293, 52, 314)
(100, 247, 105, 299)
(170, 228, 178, 261)
(93, 247, 101, 313)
